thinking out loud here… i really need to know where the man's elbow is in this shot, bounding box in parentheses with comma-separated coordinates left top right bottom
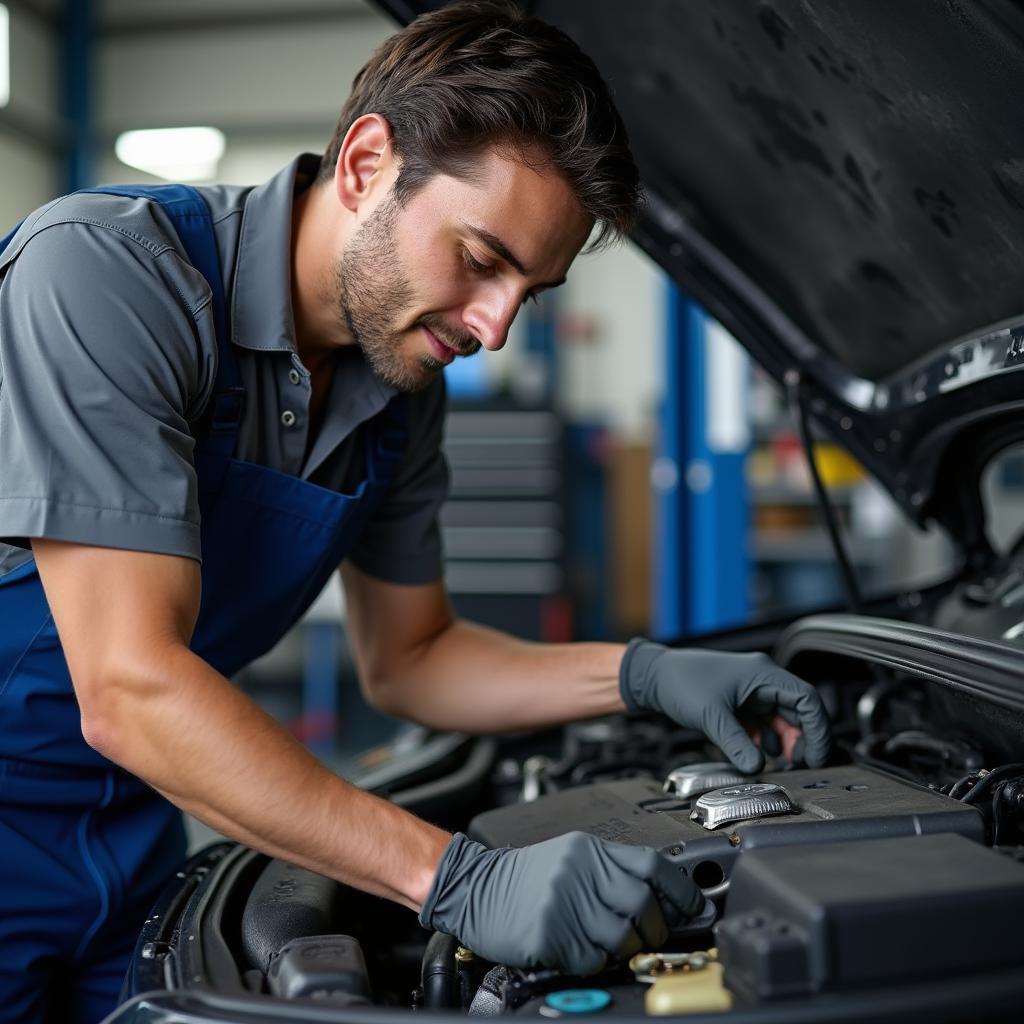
(360, 671, 405, 717)
(73, 654, 167, 763)
(77, 671, 128, 760)
(79, 703, 120, 760)
(75, 666, 136, 761)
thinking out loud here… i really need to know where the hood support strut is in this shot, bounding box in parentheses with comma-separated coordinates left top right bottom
(787, 372, 863, 615)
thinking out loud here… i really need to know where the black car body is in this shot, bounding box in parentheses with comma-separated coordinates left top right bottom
(108, 2, 1024, 1021)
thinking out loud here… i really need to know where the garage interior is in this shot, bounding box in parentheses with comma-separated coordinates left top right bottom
(4, 3, 1024, 1019)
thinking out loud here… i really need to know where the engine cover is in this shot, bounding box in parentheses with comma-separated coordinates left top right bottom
(468, 765, 985, 893)
(717, 833, 1024, 1001)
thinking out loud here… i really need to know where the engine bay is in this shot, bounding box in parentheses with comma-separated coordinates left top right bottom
(126, 652, 1024, 1022)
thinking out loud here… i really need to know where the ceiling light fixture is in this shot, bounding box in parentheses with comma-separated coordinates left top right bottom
(114, 126, 226, 182)
(0, 5, 10, 109)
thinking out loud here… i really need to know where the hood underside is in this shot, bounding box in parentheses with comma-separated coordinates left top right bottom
(375, 0, 1024, 547)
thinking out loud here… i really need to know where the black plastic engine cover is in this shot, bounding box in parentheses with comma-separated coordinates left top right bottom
(716, 833, 1024, 1001)
(468, 765, 984, 893)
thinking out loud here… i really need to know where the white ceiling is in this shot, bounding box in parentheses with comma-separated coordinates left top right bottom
(7, 0, 385, 37)
(100, 0, 377, 29)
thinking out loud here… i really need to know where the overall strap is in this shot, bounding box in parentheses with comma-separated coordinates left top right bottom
(0, 221, 25, 256)
(84, 184, 242, 461)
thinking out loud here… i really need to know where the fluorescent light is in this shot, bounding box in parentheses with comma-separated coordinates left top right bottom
(115, 126, 226, 181)
(0, 5, 9, 109)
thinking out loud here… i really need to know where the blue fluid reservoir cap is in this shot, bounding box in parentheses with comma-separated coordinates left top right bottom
(545, 989, 612, 1014)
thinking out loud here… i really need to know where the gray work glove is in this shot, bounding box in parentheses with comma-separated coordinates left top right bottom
(619, 639, 831, 774)
(419, 831, 705, 976)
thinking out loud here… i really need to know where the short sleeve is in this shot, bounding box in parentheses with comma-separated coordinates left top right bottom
(347, 376, 449, 584)
(0, 221, 215, 560)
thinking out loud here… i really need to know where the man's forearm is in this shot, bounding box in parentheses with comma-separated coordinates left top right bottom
(85, 643, 450, 911)
(371, 619, 628, 733)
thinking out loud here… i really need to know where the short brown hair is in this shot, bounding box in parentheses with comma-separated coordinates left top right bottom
(318, 0, 640, 249)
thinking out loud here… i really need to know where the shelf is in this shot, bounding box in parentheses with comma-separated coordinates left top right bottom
(750, 484, 861, 505)
(752, 529, 888, 564)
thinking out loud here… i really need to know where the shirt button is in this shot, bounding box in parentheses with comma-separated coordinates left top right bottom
(281, 410, 297, 427)
(288, 369, 301, 385)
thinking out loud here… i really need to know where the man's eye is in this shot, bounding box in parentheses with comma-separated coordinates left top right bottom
(462, 249, 491, 275)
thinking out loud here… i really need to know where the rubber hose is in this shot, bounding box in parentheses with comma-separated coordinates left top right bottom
(422, 931, 459, 1009)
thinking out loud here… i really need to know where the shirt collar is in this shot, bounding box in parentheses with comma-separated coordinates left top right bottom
(231, 153, 318, 355)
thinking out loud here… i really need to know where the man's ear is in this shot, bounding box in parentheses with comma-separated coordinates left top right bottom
(334, 113, 395, 213)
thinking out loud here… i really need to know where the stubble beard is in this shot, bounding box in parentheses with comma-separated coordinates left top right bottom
(335, 196, 445, 393)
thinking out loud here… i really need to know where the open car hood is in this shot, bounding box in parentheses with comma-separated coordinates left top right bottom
(374, 0, 1024, 551)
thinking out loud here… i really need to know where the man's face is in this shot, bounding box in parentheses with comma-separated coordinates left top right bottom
(333, 148, 592, 392)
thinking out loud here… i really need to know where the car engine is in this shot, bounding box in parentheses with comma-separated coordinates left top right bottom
(131, 657, 1024, 1024)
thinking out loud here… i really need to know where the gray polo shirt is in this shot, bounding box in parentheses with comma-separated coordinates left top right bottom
(0, 154, 447, 584)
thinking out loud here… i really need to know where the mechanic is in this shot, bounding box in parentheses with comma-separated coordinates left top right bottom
(0, 2, 830, 1020)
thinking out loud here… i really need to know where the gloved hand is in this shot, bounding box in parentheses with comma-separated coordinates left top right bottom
(619, 639, 831, 773)
(419, 831, 705, 975)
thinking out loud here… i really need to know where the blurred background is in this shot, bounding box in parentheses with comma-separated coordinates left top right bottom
(7, 0, 1020, 778)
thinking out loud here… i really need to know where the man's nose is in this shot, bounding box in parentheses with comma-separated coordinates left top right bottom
(463, 288, 522, 352)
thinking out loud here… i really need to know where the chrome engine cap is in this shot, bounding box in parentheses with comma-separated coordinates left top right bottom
(690, 782, 796, 831)
(663, 762, 748, 800)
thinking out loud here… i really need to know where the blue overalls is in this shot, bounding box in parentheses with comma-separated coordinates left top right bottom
(0, 185, 409, 1022)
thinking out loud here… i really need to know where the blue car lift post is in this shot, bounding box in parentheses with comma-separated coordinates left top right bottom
(653, 284, 751, 639)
